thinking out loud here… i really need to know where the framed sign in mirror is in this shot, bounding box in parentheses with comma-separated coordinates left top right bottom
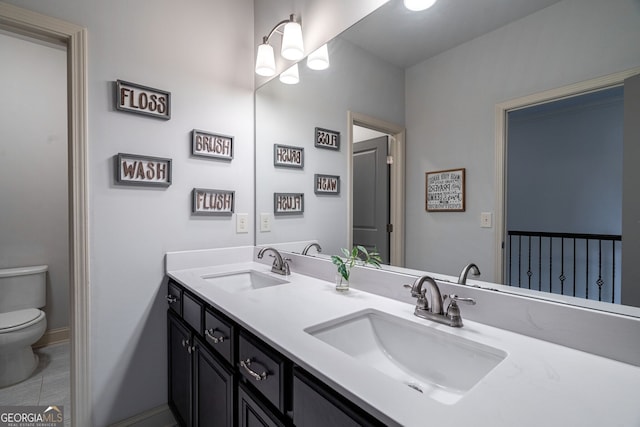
(426, 168, 465, 212)
(274, 193, 304, 215)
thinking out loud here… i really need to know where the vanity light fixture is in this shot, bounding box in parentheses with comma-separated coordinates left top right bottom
(404, 0, 438, 11)
(255, 14, 304, 77)
(279, 63, 300, 85)
(306, 44, 330, 70)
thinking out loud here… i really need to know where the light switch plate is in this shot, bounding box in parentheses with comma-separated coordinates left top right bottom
(480, 212, 492, 228)
(236, 213, 249, 233)
(260, 213, 271, 232)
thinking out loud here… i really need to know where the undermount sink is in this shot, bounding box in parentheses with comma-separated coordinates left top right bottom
(305, 309, 506, 404)
(202, 270, 289, 293)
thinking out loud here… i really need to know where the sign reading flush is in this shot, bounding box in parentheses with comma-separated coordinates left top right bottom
(192, 188, 235, 216)
(274, 193, 304, 216)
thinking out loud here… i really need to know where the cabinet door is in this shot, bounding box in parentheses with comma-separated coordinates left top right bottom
(168, 311, 193, 427)
(194, 336, 234, 427)
(238, 383, 285, 427)
(293, 368, 385, 427)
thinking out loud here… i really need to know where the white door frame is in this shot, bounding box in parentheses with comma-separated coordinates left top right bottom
(348, 111, 405, 267)
(0, 3, 90, 426)
(494, 67, 640, 283)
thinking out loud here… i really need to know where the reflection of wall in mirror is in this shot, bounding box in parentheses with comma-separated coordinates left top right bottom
(255, 36, 405, 255)
(404, 0, 640, 285)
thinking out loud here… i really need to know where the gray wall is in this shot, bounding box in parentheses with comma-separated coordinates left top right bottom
(255, 37, 404, 255)
(405, 0, 640, 280)
(0, 32, 69, 331)
(4, 0, 254, 425)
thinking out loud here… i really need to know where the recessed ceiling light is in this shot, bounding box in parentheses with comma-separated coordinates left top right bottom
(404, 0, 438, 12)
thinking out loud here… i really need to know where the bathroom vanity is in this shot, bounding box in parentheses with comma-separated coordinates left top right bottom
(165, 247, 640, 427)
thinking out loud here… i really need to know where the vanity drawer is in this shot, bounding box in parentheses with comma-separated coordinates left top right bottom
(167, 280, 182, 316)
(183, 292, 203, 334)
(204, 307, 234, 364)
(238, 331, 289, 413)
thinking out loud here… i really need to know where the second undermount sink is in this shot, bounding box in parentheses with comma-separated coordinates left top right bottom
(202, 270, 289, 293)
(305, 309, 506, 404)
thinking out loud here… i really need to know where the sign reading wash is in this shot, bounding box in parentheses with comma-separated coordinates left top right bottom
(115, 153, 172, 187)
(1, 405, 64, 427)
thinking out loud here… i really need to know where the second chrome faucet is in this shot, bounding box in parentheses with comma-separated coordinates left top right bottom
(405, 275, 476, 327)
(257, 247, 290, 276)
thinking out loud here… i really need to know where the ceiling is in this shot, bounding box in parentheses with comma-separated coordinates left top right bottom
(340, 0, 564, 68)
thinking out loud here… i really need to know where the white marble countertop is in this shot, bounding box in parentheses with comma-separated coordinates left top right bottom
(167, 256, 640, 427)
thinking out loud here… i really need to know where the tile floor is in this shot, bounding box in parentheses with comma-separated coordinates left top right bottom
(0, 342, 71, 427)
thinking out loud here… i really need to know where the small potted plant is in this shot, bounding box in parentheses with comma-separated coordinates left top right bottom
(331, 245, 382, 291)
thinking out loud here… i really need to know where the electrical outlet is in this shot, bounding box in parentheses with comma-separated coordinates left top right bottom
(236, 213, 249, 233)
(480, 212, 492, 228)
(260, 213, 271, 232)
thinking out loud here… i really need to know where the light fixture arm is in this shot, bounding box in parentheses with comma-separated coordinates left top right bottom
(263, 14, 298, 45)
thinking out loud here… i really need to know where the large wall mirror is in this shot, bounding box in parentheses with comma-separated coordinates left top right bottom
(255, 0, 640, 314)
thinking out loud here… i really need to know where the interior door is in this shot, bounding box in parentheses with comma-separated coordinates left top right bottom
(622, 73, 640, 306)
(352, 136, 390, 263)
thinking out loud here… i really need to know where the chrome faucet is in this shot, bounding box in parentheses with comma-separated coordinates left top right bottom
(301, 242, 322, 255)
(257, 247, 290, 276)
(405, 275, 476, 327)
(458, 263, 480, 285)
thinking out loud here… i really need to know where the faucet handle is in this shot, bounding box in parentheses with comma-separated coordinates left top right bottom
(403, 283, 421, 299)
(447, 294, 476, 305)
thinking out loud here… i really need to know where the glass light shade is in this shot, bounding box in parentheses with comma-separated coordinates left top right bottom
(307, 44, 330, 70)
(279, 64, 300, 85)
(403, 0, 438, 11)
(255, 43, 276, 76)
(281, 21, 304, 60)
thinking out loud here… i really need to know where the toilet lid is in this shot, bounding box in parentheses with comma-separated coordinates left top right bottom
(0, 308, 42, 330)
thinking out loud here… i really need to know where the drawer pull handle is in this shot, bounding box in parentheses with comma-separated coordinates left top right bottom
(166, 295, 178, 304)
(239, 358, 268, 381)
(205, 328, 226, 344)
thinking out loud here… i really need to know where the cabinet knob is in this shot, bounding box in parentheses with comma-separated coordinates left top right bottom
(205, 328, 226, 344)
(239, 358, 268, 381)
(166, 295, 178, 304)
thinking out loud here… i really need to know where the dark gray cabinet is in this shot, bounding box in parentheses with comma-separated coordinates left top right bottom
(194, 335, 234, 427)
(168, 310, 193, 427)
(292, 368, 385, 427)
(167, 278, 384, 427)
(238, 383, 285, 427)
(168, 290, 234, 427)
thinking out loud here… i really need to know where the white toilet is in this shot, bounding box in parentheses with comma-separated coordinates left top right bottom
(0, 265, 47, 388)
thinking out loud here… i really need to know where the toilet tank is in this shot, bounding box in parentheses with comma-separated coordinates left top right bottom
(0, 265, 47, 313)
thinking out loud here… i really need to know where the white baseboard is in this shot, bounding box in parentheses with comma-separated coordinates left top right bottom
(109, 404, 176, 427)
(34, 326, 70, 348)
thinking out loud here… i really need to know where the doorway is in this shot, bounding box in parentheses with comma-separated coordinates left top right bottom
(348, 112, 405, 267)
(495, 67, 640, 306)
(0, 3, 89, 426)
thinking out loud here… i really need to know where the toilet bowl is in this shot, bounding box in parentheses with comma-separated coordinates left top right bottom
(0, 265, 48, 388)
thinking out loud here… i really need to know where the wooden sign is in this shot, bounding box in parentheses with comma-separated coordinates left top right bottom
(116, 80, 171, 120)
(115, 153, 172, 187)
(426, 168, 465, 212)
(315, 127, 340, 150)
(274, 144, 304, 168)
(274, 193, 304, 216)
(314, 174, 340, 195)
(192, 188, 235, 216)
(192, 130, 233, 160)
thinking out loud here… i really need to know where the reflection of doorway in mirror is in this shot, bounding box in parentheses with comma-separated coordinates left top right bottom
(348, 112, 405, 267)
(504, 86, 624, 304)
